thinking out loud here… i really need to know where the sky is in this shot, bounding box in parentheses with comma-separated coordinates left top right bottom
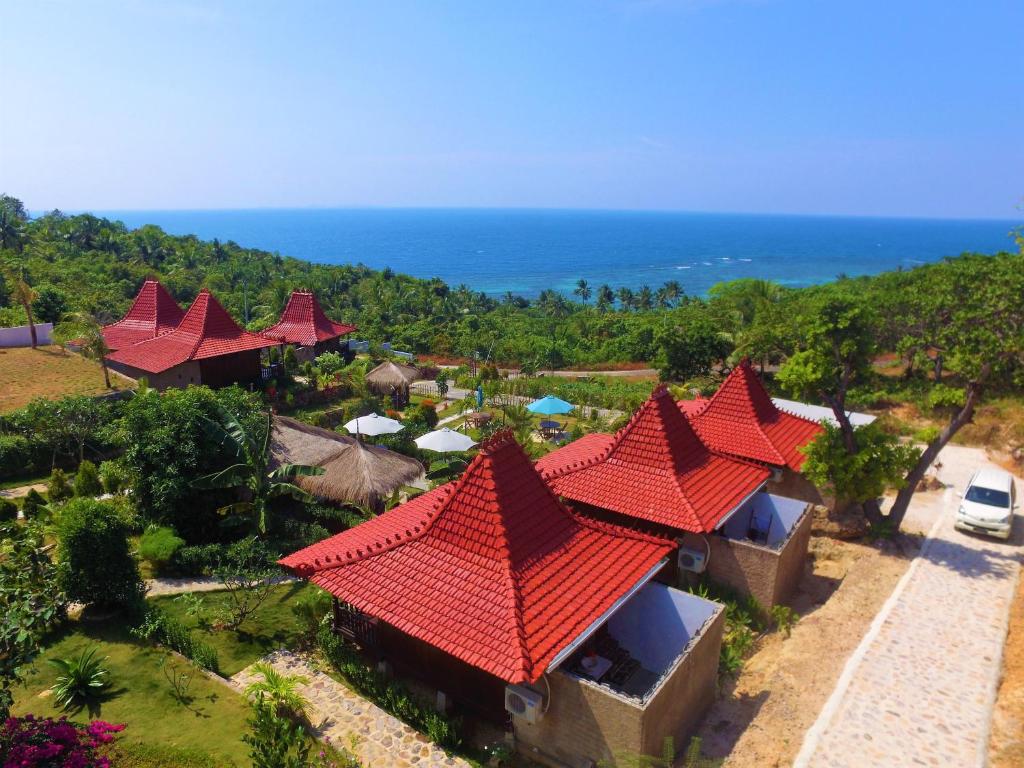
(1, 0, 1022, 219)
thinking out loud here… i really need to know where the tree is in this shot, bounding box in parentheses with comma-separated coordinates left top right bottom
(48, 467, 74, 503)
(886, 251, 1024, 529)
(3, 268, 38, 348)
(214, 538, 277, 630)
(776, 289, 888, 523)
(0, 194, 28, 251)
(193, 405, 324, 535)
(596, 284, 615, 311)
(56, 498, 146, 611)
(657, 308, 733, 381)
(636, 285, 654, 311)
(573, 279, 592, 305)
(52, 311, 114, 389)
(0, 520, 67, 718)
(616, 287, 635, 312)
(73, 459, 103, 497)
(31, 284, 69, 324)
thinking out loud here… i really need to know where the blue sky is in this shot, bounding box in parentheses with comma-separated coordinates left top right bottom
(1, 0, 1021, 218)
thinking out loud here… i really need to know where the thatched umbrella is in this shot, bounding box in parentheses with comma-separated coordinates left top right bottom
(270, 416, 424, 509)
(365, 361, 420, 405)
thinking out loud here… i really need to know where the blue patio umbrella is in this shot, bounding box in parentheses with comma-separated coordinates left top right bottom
(526, 395, 575, 415)
(476, 384, 484, 409)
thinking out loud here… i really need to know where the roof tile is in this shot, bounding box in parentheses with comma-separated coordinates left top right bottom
(263, 291, 356, 346)
(101, 280, 185, 351)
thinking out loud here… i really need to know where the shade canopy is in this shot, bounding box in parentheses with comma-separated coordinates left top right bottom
(344, 412, 404, 436)
(365, 361, 420, 396)
(527, 395, 574, 415)
(414, 427, 476, 453)
(270, 416, 423, 509)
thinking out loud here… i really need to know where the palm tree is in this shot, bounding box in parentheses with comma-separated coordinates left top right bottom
(573, 279, 592, 305)
(193, 406, 324, 535)
(0, 195, 28, 251)
(52, 311, 113, 389)
(660, 280, 683, 307)
(637, 285, 654, 311)
(4, 268, 39, 348)
(596, 284, 614, 311)
(243, 662, 310, 720)
(616, 287, 634, 312)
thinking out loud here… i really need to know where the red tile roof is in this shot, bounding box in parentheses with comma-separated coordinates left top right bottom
(105, 289, 278, 373)
(537, 385, 770, 533)
(263, 291, 356, 346)
(686, 360, 824, 470)
(279, 431, 672, 685)
(101, 280, 185, 351)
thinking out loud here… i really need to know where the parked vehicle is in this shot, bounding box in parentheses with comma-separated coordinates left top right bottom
(955, 468, 1017, 540)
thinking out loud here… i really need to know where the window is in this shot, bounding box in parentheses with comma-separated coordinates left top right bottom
(965, 485, 1010, 508)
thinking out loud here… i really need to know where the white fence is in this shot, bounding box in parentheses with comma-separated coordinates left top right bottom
(0, 322, 53, 348)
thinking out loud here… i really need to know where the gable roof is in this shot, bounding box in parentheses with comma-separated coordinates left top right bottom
(537, 385, 770, 533)
(263, 291, 356, 346)
(101, 279, 185, 351)
(686, 360, 824, 470)
(105, 289, 277, 373)
(279, 430, 672, 684)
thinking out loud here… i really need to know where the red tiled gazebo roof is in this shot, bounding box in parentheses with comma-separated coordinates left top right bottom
(105, 289, 278, 374)
(263, 291, 356, 346)
(279, 431, 672, 685)
(537, 386, 770, 533)
(685, 360, 824, 471)
(101, 279, 185, 351)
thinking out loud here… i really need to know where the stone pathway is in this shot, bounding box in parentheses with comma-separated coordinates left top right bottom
(232, 650, 471, 768)
(0, 482, 47, 500)
(795, 446, 1023, 768)
(145, 574, 295, 597)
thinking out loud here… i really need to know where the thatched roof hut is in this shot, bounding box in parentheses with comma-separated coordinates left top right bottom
(270, 416, 424, 509)
(365, 361, 420, 402)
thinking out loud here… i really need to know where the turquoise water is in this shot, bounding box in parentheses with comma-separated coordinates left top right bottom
(98, 208, 1018, 298)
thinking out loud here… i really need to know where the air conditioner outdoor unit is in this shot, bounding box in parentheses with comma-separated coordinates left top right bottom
(504, 684, 544, 724)
(677, 546, 707, 573)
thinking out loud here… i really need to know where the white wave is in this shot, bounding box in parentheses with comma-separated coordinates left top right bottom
(739, 258, 752, 262)
(702, 261, 713, 266)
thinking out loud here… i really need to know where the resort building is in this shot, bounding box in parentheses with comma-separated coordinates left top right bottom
(538, 385, 816, 609)
(280, 431, 725, 766)
(262, 290, 356, 362)
(104, 289, 278, 390)
(681, 359, 825, 505)
(101, 279, 185, 352)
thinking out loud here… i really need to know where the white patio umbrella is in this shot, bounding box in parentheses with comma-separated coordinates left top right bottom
(414, 427, 476, 453)
(343, 412, 404, 437)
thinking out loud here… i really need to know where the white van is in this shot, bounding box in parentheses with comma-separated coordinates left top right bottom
(955, 468, 1017, 540)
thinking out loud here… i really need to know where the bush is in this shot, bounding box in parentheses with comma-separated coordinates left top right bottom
(131, 605, 220, 674)
(139, 525, 185, 571)
(73, 459, 103, 497)
(170, 543, 228, 577)
(20, 488, 47, 519)
(291, 586, 332, 642)
(0, 716, 124, 767)
(48, 468, 74, 503)
(0, 434, 40, 480)
(0, 498, 17, 521)
(416, 402, 439, 429)
(98, 459, 131, 494)
(318, 620, 462, 749)
(56, 498, 146, 610)
(48, 646, 111, 710)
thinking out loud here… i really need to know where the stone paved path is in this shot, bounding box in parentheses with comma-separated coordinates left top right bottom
(795, 446, 1022, 768)
(233, 650, 471, 768)
(145, 574, 295, 597)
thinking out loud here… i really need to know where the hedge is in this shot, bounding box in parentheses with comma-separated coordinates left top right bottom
(132, 605, 220, 674)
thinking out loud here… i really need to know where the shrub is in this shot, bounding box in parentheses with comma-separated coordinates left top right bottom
(48, 646, 110, 710)
(170, 543, 227, 576)
(0, 434, 39, 480)
(99, 741, 222, 767)
(291, 586, 332, 642)
(56, 498, 146, 610)
(244, 662, 310, 720)
(245, 695, 311, 768)
(139, 525, 185, 572)
(73, 459, 103, 497)
(98, 459, 131, 495)
(47, 468, 74, 503)
(416, 402, 439, 429)
(0, 715, 124, 767)
(131, 605, 220, 674)
(21, 488, 47, 519)
(0, 498, 17, 521)
(283, 345, 298, 371)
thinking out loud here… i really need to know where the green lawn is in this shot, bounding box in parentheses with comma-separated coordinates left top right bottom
(12, 618, 251, 766)
(150, 582, 317, 676)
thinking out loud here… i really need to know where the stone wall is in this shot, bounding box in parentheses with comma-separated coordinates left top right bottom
(107, 359, 203, 390)
(768, 467, 833, 509)
(513, 608, 725, 768)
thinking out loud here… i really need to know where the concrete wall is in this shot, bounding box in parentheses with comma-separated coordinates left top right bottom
(107, 359, 202, 390)
(696, 505, 812, 607)
(0, 322, 53, 347)
(513, 606, 725, 767)
(768, 467, 832, 509)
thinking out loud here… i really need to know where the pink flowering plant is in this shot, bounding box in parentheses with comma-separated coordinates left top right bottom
(0, 714, 123, 768)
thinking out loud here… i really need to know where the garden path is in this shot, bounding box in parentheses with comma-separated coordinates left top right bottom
(0, 482, 47, 499)
(232, 650, 472, 768)
(145, 574, 295, 597)
(795, 445, 1022, 768)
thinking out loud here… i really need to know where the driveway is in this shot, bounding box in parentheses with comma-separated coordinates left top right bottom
(795, 445, 1022, 768)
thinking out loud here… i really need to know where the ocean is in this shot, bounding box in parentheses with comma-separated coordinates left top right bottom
(97, 208, 1018, 299)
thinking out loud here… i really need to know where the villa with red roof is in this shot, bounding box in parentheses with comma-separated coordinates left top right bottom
(101, 279, 185, 352)
(538, 385, 818, 608)
(105, 289, 278, 390)
(280, 431, 725, 766)
(263, 290, 356, 362)
(681, 358, 826, 505)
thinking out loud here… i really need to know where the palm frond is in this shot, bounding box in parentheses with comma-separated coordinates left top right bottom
(193, 463, 252, 490)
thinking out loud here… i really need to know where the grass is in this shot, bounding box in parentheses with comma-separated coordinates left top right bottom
(0, 471, 50, 491)
(11, 616, 251, 766)
(0, 345, 130, 413)
(150, 582, 317, 676)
